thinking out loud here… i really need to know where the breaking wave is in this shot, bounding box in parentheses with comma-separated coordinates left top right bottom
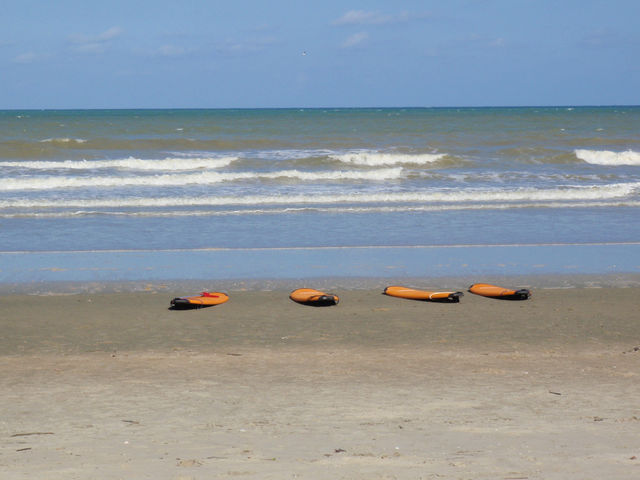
(0, 156, 238, 171)
(2, 182, 637, 209)
(575, 149, 640, 166)
(39, 137, 87, 144)
(330, 151, 446, 166)
(0, 168, 403, 191)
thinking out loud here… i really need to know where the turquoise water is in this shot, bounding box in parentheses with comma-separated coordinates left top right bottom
(1, 107, 639, 285)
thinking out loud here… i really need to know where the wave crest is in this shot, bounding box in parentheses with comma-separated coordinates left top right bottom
(38, 138, 87, 144)
(2, 182, 637, 207)
(0, 168, 403, 191)
(575, 149, 640, 166)
(0, 156, 238, 171)
(330, 152, 446, 166)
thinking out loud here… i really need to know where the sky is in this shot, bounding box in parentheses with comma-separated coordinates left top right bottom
(1, 0, 639, 109)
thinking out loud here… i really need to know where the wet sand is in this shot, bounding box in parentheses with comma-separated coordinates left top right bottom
(2, 286, 640, 479)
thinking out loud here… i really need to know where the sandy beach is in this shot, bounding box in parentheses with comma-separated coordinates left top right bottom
(2, 285, 640, 479)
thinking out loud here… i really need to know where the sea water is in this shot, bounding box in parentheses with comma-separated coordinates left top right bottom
(1, 107, 639, 288)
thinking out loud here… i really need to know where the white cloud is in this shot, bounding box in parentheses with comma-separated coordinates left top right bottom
(69, 26, 123, 53)
(464, 34, 507, 50)
(156, 45, 187, 57)
(333, 10, 420, 26)
(73, 42, 107, 54)
(217, 36, 279, 56)
(132, 44, 192, 59)
(580, 28, 618, 48)
(334, 10, 389, 25)
(13, 52, 37, 64)
(342, 32, 369, 48)
(97, 27, 123, 41)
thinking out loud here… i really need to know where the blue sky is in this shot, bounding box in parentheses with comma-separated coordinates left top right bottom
(1, 0, 638, 108)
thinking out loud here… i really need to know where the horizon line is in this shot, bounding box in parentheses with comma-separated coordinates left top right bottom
(2, 104, 639, 112)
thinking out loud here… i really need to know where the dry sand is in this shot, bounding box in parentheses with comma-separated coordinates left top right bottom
(2, 286, 640, 479)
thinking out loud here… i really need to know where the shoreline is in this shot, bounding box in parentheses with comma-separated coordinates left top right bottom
(2, 243, 639, 288)
(2, 272, 640, 295)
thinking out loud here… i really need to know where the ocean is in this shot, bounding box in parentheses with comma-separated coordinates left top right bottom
(1, 107, 639, 289)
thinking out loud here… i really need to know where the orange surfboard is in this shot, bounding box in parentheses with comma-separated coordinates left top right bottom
(468, 283, 530, 300)
(170, 291, 229, 310)
(383, 286, 463, 303)
(289, 288, 339, 306)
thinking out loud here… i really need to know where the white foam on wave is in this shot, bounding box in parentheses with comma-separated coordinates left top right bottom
(0, 168, 403, 191)
(575, 149, 640, 166)
(0, 156, 238, 171)
(39, 138, 87, 144)
(2, 182, 637, 208)
(330, 151, 446, 166)
(250, 149, 336, 161)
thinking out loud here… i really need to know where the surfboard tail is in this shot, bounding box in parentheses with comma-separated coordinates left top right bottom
(384, 286, 462, 303)
(289, 288, 339, 306)
(170, 297, 204, 310)
(169, 291, 229, 310)
(468, 283, 531, 300)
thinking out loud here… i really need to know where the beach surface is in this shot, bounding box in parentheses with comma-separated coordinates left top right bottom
(2, 285, 640, 479)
